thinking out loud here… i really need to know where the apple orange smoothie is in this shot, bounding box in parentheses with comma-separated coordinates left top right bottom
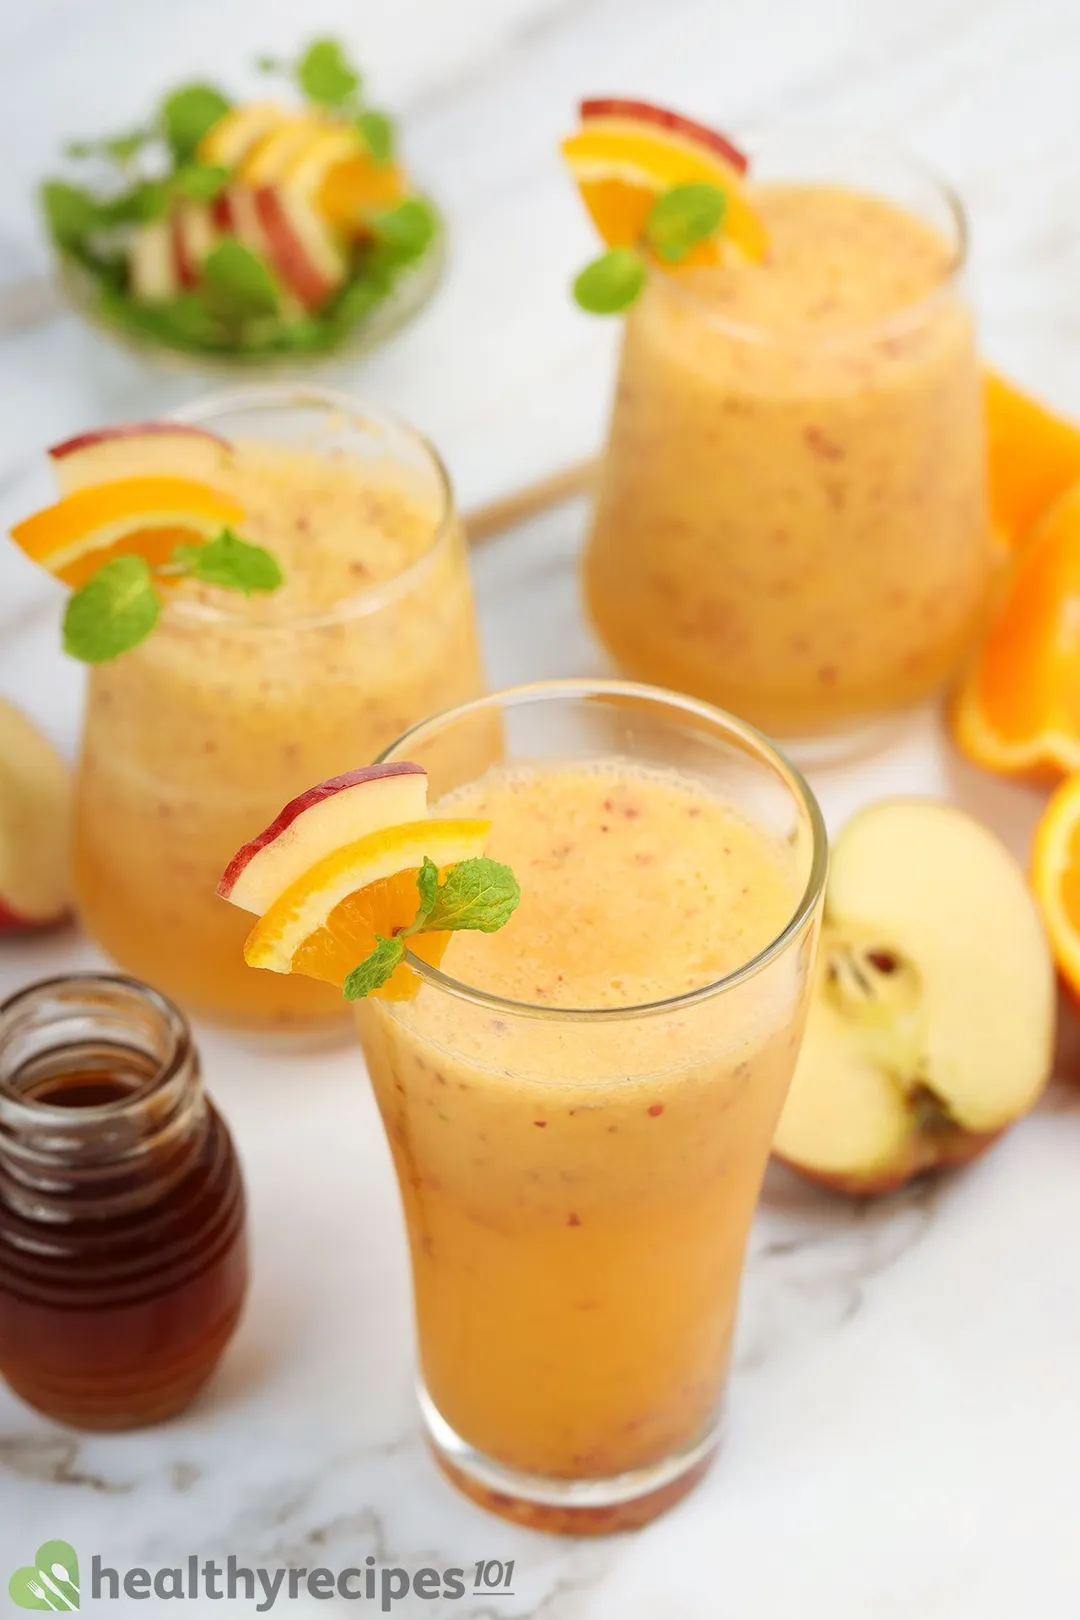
(584, 139, 991, 742)
(357, 682, 826, 1531)
(73, 388, 484, 1029)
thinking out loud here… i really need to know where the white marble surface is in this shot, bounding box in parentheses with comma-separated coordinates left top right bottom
(2, 0, 1080, 1613)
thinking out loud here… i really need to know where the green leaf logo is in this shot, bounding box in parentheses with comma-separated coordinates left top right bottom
(9, 1540, 80, 1610)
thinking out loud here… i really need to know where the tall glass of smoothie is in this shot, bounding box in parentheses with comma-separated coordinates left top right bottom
(583, 132, 991, 748)
(356, 679, 827, 1531)
(73, 386, 484, 1031)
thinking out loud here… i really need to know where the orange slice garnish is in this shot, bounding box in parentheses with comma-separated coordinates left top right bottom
(985, 371, 1080, 550)
(1031, 773, 1080, 1005)
(952, 481, 1080, 779)
(244, 818, 491, 1000)
(561, 98, 767, 264)
(9, 477, 245, 587)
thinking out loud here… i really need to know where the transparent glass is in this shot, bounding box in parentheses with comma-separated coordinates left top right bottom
(357, 680, 827, 1532)
(0, 974, 247, 1429)
(583, 130, 992, 751)
(72, 385, 486, 1031)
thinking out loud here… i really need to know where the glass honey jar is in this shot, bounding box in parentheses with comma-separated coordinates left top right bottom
(0, 974, 248, 1430)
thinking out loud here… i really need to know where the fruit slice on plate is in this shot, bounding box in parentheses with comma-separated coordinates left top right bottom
(219, 762, 429, 915)
(243, 817, 491, 1000)
(1031, 773, 1080, 1005)
(49, 422, 232, 496)
(952, 481, 1080, 778)
(239, 115, 330, 186)
(9, 476, 244, 587)
(984, 371, 1080, 549)
(197, 101, 292, 169)
(561, 97, 767, 262)
(0, 697, 72, 933)
(773, 800, 1055, 1196)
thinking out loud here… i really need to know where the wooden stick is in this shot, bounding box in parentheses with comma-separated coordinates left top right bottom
(464, 456, 598, 545)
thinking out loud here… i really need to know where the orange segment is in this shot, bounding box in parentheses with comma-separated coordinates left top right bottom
(9, 477, 244, 585)
(318, 155, 408, 230)
(1031, 773, 1080, 1003)
(561, 117, 768, 263)
(953, 481, 1080, 778)
(985, 371, 1080, 549)
(244, 818, 492, 995)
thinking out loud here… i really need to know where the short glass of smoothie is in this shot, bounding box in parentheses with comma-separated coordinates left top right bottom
(583, 131, 992, 749)
(73, 386, 485, 1032)
(356, 679, 827, 1532)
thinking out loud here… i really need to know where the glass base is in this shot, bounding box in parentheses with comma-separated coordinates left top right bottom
(419, 1383, 723, 1536)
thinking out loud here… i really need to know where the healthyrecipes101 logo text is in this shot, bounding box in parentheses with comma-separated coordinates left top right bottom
(9, 1541, 518, 1611)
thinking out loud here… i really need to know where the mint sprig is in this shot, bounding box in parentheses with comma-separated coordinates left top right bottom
(61, 531, 283, 663)
(343, 856, 521, 999)
(571, 180, 729, 315)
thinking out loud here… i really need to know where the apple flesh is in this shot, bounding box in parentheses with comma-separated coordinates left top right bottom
(773, 799, 1056, 1195)
(218, 763, 429, 916)
(578, 97, 749, 176)
(251, 186, 347, 311)
(0, 698, 72, 932)
(128, 220, 179, 305)
(49, 421, 232, 495)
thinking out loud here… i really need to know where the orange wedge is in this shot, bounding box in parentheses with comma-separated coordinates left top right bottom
(1031, 773, 1080, 1004)
(561, 98, 767, 263)
(9, 476, 244, 588)
(244, 818, 491, 1000)
(952, 481, 1080, 779)
(985, 371, 1080, 549)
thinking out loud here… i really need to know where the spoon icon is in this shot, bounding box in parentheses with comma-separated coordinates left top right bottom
(51, 1563, 79, 1600)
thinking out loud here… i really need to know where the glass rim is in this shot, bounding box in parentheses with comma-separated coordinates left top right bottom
(0, 972, 192, 1124)
(165, 383, 458, 630)
(376, 678, 829, 1022)
(647, 125, 969, 350)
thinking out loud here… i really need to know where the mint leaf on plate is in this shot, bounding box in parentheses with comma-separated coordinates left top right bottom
(62, 555, 160, 663)
(201, 238, 281, 318)
(173, 162, 231, 204)
(371, 197, 437, 257)
(297, 39, 360, 108)
(356, 109, 394, 163)
(161, 84, 231, 162)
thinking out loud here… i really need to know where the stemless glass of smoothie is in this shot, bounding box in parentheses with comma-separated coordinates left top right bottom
(584, 132, 992, 748)
(73, 386, 484, 1031)
(356, 679, 827, 1532)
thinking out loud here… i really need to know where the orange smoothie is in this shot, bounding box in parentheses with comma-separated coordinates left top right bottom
(585, 181, 991, 739)
(358, 756, 812, 1514)
(74, 415, 483, 1030)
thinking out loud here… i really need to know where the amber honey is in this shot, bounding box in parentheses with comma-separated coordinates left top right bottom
(0, 975, 247, 1430)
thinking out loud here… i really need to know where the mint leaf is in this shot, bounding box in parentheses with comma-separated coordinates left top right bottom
(106, 179, 171, 224)
(297, 39, 360, 108)
(201, 238, 281, 317)
(424, 858, 521, 934)
(412, 857, 441, 931)
(356, 109, 394, 163)
(371, 197, 437, 256)
(173, 162, 230, 204)
(343, 935, 405, 999)
(41, 180, 110, 249)
(66, 126, 154, 165)
(63, 555, 160, 663)
(171, 529, 283, 595)
(572, 249, 646, 315)
(161, 84, 231, 162)
(645, 182, 726, 264)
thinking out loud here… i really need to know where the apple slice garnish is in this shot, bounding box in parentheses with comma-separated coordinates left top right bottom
(218, 763, 429, 916)
(0, 698, 72, 933)
(49, 422, 232, 496)
(128, 221, 180, 306)
(773, 800, 1056, 1195)
(251, 186, 347, 310)
(579, 97, 748, 176)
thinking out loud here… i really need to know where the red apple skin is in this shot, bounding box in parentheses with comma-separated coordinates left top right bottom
(579, 98, 749, 175)
(0, 897, 70, 934)
(252, 187, 340, 311)
(49, 422, 228, 462)
(774, 1126, 1003, 1198)
(171, 209, 198, 290)
(217, 762, 427, 902)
